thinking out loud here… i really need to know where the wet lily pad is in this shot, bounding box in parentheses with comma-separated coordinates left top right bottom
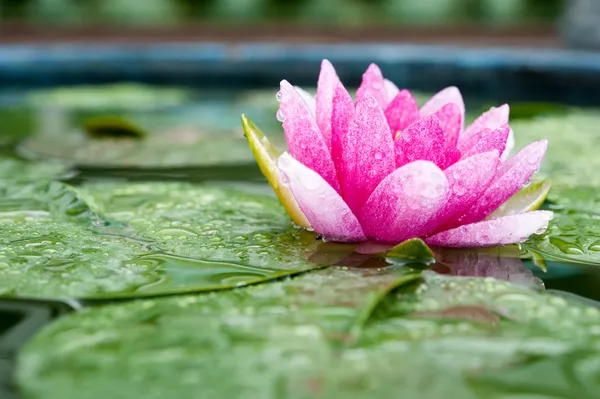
(19, 124, 287, 169)
(83, 116, 147, 139)
(16, 271, 600, 399)
(0, 156, 69, 184)
(523, 211, 600, 267)
(27, 84, 190, 111)
(0, 181, 341, 299)
(19, 87, 286, 169)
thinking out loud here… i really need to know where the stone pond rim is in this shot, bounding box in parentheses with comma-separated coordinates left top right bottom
(0, 40, 599, 107)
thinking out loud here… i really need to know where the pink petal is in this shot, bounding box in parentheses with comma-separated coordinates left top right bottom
(460, 140, 548, 224)
(340, 93, 395, 216)
(316, 59, 340, 150)
(356, 63, 388, 110)
(330, 81, 354, 184)
(384, 89, 420, 136)
(426, 211, 553, 248)
(434, 103, 463, 148)
(294, 86, 316, 117)
(278, 152, 366, 242)
(460, 124, 510, 159)
(434, 151, 500, 231)
(279, 80, 340, 193)
(459, 104, 510, 152)
(395, 115, 458, 170)
(384, 79, 400, 101)
(420, 86, 465, 120)
(360, 160, 448, 243)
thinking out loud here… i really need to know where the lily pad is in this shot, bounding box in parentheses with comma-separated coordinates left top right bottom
(0, 156, 69, 184)
(27, 84, 190, 111)
(83, 116, 147, 139)
(384, 238, 435, 265)
(0, 181, 345, 299)
(523, 211, 600, 267)
(19, 88, 287, 169)
(16, 271, 600, 399)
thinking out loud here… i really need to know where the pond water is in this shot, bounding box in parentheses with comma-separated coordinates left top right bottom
(2, 84, 600, 398)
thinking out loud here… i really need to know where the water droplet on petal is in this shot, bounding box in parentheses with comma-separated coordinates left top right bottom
(276, 109, 286, 122)
(276, 90, 282, 102)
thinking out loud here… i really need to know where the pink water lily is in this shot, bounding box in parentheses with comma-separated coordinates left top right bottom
(244, 60, 553, 248)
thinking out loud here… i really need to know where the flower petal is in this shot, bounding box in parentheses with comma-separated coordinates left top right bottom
(340, 93, 395, 216)
(384, 89, 420, 136)
(356, 63, 388, 109)
(384, 79, 400, 101)
(294, 86, 316, 117)
(460, 140, 548, 224)
(434, 103, 463, 148)
(460, 124, 510, 159)
(279, 80, 340, 193)
(426, 211, 553, 248)
(278, 152, 366, 242)
(241, 114, 310, 227)
(420, 86, 465, 120)
(459, 104, 510, 152)
(331, 81, 354, 184)
(316, 59, 339, 149)
(434, 151, 500, 231)
(502, 128, 515, 160)
(394, 115, 458, 170)
(360, 160, 448, 243)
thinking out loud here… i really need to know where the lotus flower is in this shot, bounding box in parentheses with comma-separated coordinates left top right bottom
(242, 60, 553, 248)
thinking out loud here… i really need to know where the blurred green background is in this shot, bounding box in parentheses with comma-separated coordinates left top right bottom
(0, 0, 562, 27)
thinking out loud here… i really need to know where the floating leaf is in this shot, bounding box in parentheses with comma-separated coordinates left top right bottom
(523, 211, 600, 267)
(0, 182, 338, 299)
(27, 84, 190, 111)
(83, 116, 147, 139)
(20, 88, 286, 169)
(384, 238, 435, 265)
(16, 272, 600, 399)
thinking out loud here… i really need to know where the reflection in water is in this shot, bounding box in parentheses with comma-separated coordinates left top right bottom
(307, 241, 544, 289)
(431, 246, 544, 290)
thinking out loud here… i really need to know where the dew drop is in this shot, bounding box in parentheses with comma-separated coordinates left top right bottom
(523, 178, 531, 187)
(276, 90, 282, 102)
(276, 109, 286, 122)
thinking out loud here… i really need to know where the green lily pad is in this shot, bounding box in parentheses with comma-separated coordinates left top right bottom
(523, 211, 600, 267)
(19, 123, 287, 169)
(83, 116, 147, 139)
(0, 156, 69, 184)
(16, 271, 600, 399)
(384, 238, 435, 265)
(0, 106, 36, 146)
(19, 87, 287, 169)
(0, 181, 347, 299)
(27, 84, 190, 111)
